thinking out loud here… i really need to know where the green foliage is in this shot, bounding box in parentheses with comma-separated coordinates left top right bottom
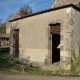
(60, 69, 65, 74)
(24, 67, 41, 74)
(1, 52, 80, 76)
(72, 50, 76, 60)
(0, 53, 52, 75)
(13, 54, 18, 58)
(77, 42, 80, 55)
(71, 61, 77, 70)
(71, 50, 78, 70)
(14, 60, 20, 64)
(24, 66, 51, 75)
(0, 53, 13, 70)
(55, 70, 60, 74)
(55, 69, 65, 75)
(0, 23, 6, 34)
(0, 48, 10, 53)
(77, 42, 80, 64)
(12, 64, 23, 71)
(77, 70, 80, 73)
(71, 70, 78, 76)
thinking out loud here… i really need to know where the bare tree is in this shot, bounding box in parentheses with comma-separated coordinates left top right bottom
(18, 4, 32, 16)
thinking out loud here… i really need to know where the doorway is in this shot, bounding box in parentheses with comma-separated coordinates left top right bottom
(14, 29, 19, 58)
(52, 33, 60, 63)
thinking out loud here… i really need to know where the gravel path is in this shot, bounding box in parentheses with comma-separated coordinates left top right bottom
(0, 73, 80, 80)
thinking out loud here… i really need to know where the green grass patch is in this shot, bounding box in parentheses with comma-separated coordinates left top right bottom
(0, 53, 53, 75)
(1, 52, 80, 77)
(71, 70, 78, 76)
(12, 64, 23, 71)
(24, 66, 52, 75)
(0, 52, 13, 70)
(55, 69, 65, 75)
(24, 67, 41, 74)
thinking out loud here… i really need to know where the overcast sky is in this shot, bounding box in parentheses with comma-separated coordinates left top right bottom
(0, 0, 55, 22)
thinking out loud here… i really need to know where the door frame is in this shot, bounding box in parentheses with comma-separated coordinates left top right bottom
(49, 23, 60, 64)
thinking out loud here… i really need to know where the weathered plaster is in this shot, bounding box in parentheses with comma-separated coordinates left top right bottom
(10, 8, 66, 66)
(10, 6, 80, 69)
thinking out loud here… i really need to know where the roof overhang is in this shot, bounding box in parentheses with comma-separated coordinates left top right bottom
(9, 4, 80, 22)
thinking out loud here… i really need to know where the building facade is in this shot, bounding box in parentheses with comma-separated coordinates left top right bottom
(9, 1, 80, 70)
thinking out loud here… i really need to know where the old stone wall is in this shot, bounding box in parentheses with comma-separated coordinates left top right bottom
(73, 9, 80, 56)
(60, 7, 80, 70)
(60, 7, 75, 70)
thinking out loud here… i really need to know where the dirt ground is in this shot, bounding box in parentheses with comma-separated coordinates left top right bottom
(41, 62, 60, 71)
(0, 73, 80, 80)
(41, 62, 80, 71)
(0, 62, 80, 80)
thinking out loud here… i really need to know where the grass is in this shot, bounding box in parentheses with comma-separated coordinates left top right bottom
(0, 52, 13, 70)
(0, 48, 10, 53)
(0, 52, 80, 77)
(0, 23, 6, 34)
(24, 67, 52, 75)
(0, 52, 53, 75)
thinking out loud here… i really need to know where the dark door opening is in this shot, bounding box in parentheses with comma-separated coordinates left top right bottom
(14, 29, 19, 58)
(52, 34, 60, 63)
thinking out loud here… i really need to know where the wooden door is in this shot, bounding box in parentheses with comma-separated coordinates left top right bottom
(14, 29, 19, 57)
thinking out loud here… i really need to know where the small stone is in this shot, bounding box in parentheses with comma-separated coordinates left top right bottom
(32, 62, 39, 68)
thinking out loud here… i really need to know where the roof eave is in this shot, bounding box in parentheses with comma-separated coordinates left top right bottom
(9, 4, 80, 22)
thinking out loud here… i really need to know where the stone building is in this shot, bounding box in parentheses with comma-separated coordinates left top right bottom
(9, 0, 80, 70)
(0, 13, 22, 48)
